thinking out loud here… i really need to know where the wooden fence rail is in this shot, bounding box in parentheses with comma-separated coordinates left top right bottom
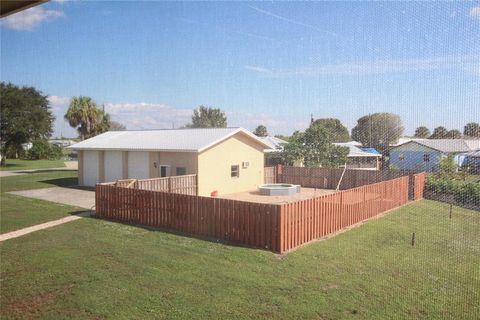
(102, 175, 197, 195)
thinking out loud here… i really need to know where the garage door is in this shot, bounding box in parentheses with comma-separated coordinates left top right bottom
(128, 151, 150, 179)
(83, 151, 99, 186)
(104, 151, 123, 183)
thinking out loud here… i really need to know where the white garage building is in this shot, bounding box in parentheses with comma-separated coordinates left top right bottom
(69, 128, 272, 196)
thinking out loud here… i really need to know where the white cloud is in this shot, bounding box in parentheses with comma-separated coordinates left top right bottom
(104, 102, 307, 135)
(245, 65, 273, 74)
(2, 6, 64, 31)
(246, 55, 480, 78)
(470, 6, 480, 17)
(104, 102, 192, 130)
(227, 111, 309, 135)
(48, 95, 70, 111)
(48, 98, 306, 137)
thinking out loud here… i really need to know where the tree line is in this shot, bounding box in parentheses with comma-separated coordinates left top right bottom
(1, 81, 478, 168)
(414, 124, 479, 139)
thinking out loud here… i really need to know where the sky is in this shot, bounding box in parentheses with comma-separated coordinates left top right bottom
(1, 1, 479, 138)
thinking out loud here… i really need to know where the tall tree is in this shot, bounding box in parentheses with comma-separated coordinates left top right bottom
(464, 122, 480, 138)
(254, 125, 268, 137)
(64, 96, 101, 140)
(447, 129, 462, 139)
(310, 118, 351, 142)
(280, 123, 349, 167)
(414, 126, 430, 138)
(279, 131, 305, 165)
(189, 105, 227, 128)
(351, 113, 404, 151)
(0, 82, 54, 164)
(430, 126, 449, 139)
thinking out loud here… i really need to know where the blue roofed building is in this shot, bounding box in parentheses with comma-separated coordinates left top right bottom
(334, 142, 382, 170)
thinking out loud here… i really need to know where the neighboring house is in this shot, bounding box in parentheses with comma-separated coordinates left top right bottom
(389, 139, 480, 172)
(49, 139, 76, 148)
(334, 142, 382, 170)
(21, 142, 33, 151)
(69, 127, 271, 196)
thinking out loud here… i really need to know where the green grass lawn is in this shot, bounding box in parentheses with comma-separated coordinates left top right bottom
(1, 200, 478, 319)
(0, 159, 66, 171)
(0, 171, 81, 233)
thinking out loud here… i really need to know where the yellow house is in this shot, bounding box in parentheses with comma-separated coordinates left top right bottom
(69, 128, 271, 196)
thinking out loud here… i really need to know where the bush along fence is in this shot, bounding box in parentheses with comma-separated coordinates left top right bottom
(424, 174, 479, 210)
(96, 175, 415, 254)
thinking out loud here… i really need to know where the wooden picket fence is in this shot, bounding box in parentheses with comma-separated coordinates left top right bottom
(96, 185, 281, 252)
(106, 175, 197, 195)
(277, 176, 409, 252)
(275, 166, 406, 190)
(265, 165, 424, 200)
(96, 174, 411, 253)
(264, 166, 279, 184)
(413, 172, 426, 201)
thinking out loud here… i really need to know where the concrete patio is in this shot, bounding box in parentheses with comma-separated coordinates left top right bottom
(219, 187, 337, 204)
(9, 186, 95, 209)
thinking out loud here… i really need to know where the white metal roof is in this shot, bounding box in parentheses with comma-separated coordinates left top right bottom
(260, 136, 288, 152)
(333, 143, 382, 158)
(392, 139, 480, 153)
(69, 127, 271, 152)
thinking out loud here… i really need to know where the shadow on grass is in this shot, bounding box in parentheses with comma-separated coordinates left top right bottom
(89, 214, 272, 253)
(69, 210, 96, 217)
(15, 169, 77, 174)
(40, 177, 95, 192)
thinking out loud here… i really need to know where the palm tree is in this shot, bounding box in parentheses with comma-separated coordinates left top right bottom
(64, 96, 101, 140)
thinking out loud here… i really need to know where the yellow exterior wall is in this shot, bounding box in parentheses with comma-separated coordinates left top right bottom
(149, 152, 160, 178)
(156, 151, 198, 177)
(197, 133, 265, 196)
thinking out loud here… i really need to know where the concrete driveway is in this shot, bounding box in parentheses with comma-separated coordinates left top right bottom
(9, 186, 95, 209)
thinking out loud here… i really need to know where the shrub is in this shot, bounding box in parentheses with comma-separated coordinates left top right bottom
(454, 183, 480, 207)
(426, 173, 480, 207)
(439, 155, 458, 178)
(27, 140, 63, 160)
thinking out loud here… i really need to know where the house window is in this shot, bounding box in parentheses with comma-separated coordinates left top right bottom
(231, 165, 240, 178)
(399, 153, 405, 161)
(423, 154, 430, 162)
(160, 165, 170, 177)
(176, 167, 187, 176)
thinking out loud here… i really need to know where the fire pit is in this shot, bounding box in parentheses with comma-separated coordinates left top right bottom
(258, 184, 301, 196)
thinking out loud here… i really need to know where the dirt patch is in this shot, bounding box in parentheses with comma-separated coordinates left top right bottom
(3, 284, 75, 317)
